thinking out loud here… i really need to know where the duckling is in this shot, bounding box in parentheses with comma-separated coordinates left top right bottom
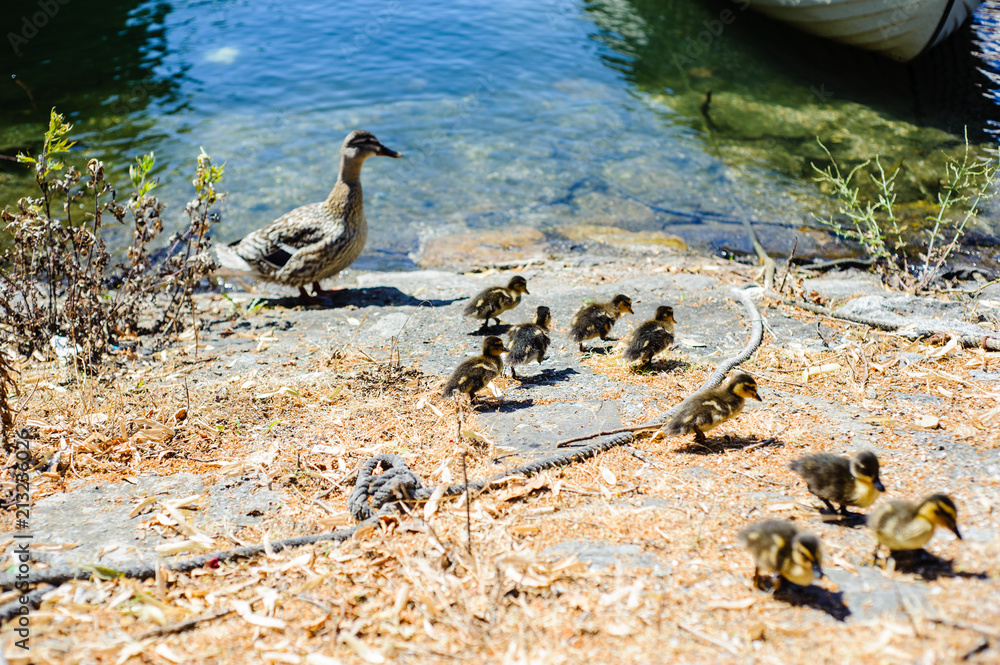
(870, 493, 962, 555)
(569, 294, 633, 352)
(215, 130, 401, 299)
(662, 371, 761, 445)
(622, 305, 676, 367)
(442, 336, 508, 403)
(463, 276, 529, 330)
(739, 520, 823, 591)
(790, 451, 885, 515)
(505, 306, 552, 379)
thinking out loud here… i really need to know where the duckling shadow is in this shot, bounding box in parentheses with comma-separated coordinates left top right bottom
(581, 344, 617, 356)
(676, 435, 785, 455)
(468, 324, 512, 336)
(631, 359, 691, 375)
(774, 585, 851, 622)
(886, 550, 988, 581)
(262, 287, 460, 309)
(817, 511, 867, 529)
(514, 367, 580, 386)
(476, 398, 535, 413)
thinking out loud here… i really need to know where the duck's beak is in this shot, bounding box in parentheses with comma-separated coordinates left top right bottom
(813, 562, 824, 579)
(523, 287, 530, 295)
(750, 389, 762, 402)
(874, 478, 886, 492)
(377, 144, 402, 158)
(947, 519, 963, 540)
(625, 304, 634, 314)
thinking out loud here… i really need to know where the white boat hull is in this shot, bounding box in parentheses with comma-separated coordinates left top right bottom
(748, 0, 983, 61)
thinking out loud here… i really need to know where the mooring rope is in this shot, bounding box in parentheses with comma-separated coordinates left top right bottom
(0, 285, 766, 619)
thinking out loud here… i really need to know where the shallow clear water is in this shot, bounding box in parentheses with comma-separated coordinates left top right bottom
(1, 0, 996, 268)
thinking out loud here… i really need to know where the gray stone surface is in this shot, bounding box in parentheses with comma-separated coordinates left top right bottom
(542, 539, 671, 576)
(5, 473, 285, 568)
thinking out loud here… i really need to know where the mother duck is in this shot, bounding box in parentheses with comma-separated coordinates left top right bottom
(215, 130, 401, 299)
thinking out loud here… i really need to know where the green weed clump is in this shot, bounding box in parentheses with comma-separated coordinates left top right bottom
(812, 133, 997, 292)
(0, 109, 222, 367)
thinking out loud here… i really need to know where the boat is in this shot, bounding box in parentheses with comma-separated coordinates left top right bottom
(747, 0, 983, 61)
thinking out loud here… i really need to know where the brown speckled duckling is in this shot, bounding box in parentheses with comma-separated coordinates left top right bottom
(740, 520, 823, 591)
(663, 371, 761, 445)
(790, 451, 885, 515)
(215, 130, 401, 299)
(623, 305, 676, 366)
(442, 336, 508, 403)
(569, 294, 633, 352)
(463, 276, 529, 330)
(870, 494, 961, 555)
(505, 306, 552, 379)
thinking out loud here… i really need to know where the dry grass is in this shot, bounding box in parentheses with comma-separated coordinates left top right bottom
(1, 286, 999, 664)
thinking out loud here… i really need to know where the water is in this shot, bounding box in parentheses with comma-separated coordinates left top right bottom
(1, 0, 997, 268)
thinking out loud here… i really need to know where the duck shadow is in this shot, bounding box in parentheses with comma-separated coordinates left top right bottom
(512, 367, 580, 386)
(260, 287, 460, 309)
(468, 323, 512, 337)
(885, 550, 988, 581)
(774, 584, 851, 622)
(675, 435, 785, 455)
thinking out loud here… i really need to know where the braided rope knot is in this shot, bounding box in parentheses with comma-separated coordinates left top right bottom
(348, 454, 424, 521)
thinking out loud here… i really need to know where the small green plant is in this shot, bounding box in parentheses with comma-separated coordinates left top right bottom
(0, 109, 223, 365)
(811, 133, 997, 292)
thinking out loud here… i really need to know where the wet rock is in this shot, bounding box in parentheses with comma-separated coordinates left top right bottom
(417, 226, 548, 269)
(555, 224, 686, 252)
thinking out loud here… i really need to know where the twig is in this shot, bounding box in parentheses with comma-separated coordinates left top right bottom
(137, 608, 234, 639)
(778, 234, 797, 294)
(462, 451, 471, 556)
(929, 617, 1000, 639)
(677, 622, 740, 656)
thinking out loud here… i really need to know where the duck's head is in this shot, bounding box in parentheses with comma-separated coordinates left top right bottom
(654, 305, 676, 324)
(483, 336, 509, 357)
(919, 494, 962, 539)
(507, 275, 529, 295)
(535, 306, 552, 328)
(341, 130, 402, 162)
(792, 533, 824, 580)
(851, 451, 885, 492)
(728, 371, 762, 401)
(612, 294, 633, 315)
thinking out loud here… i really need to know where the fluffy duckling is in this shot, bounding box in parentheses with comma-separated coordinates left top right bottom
(463, 276, 529, 330)
(215, 130, 401, 299)
(505, 306, 552, 379)
(442, 336, 508, 403)
(662, 371, 761, 445)
(739, 520, 823, 591)
(790, 451, 885, 515)
(870, 493, 962, 554)
(569, 294, 633, 352)
(622, 305, 676, 366)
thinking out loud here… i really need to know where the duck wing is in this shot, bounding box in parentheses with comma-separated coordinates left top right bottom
(227, 203, 344, 277)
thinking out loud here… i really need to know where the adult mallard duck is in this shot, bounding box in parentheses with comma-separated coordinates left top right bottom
(215, 130, 401, 299)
